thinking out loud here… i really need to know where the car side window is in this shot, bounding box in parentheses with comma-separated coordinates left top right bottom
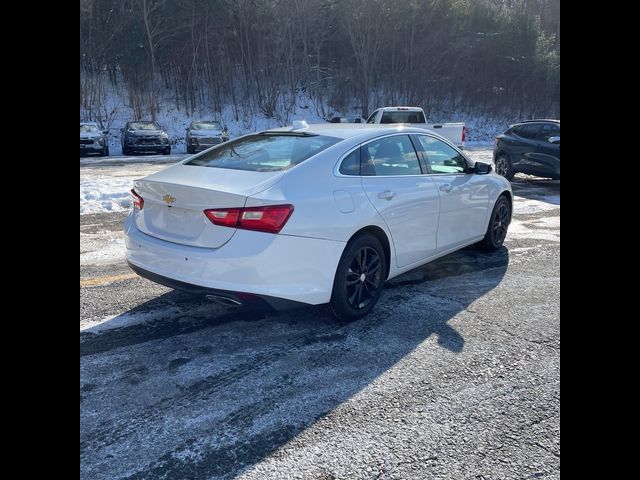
(361, 135, 422, 176)
(339, 149, 361, 175)
(516, 124, 541, 139)
(366, 110, 378, 124)
(537, 124, 560, 141)
(417, 135, 467, 174)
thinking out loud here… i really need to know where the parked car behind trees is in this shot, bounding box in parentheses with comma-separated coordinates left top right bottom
(121, 121, 171, 156)
(80, 122, 109, 157)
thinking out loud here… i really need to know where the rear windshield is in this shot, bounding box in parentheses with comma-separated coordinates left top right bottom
(185, 133, 340, 172)
(380, 111, 426, 124)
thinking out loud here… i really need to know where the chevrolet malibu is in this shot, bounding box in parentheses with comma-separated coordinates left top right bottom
(125, 124, 512, 320)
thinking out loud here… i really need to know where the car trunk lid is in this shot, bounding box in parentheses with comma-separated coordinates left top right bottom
(133, 164, 285, 248)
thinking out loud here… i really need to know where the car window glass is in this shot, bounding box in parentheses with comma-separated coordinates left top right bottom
(361, 135, 421, 176)
(366, 110, 378, 124)
(537, 123, 560, 141)
(339, 149, 360, 175)
(516, 124, 541, 139)
(186, 134, 339, 172)
(380, 111, 426, 123)
(417, 135, 467, 174)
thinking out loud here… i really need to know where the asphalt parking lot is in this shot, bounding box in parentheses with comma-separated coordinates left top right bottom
(80, 149, 560, 480)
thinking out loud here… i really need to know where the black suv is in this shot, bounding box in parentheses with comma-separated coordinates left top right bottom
(493, 120, 560, 180)
(121, 121, 171, 155)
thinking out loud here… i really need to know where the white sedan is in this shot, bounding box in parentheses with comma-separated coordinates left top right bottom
(124, 123, 512, 320)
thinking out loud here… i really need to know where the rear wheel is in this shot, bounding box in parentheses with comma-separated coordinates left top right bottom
(495, 153, 515, 180)
(329, 234, 387, 321)
(477, 195, 511, 251)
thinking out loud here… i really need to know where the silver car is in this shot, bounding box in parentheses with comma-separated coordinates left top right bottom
(185, 120, 229, 154)
(80, 122, 109, 157)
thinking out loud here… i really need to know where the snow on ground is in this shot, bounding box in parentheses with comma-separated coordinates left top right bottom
(80, 161, 174, 214)
(81, 306, 184, 333)
(80, 231, 125, 265)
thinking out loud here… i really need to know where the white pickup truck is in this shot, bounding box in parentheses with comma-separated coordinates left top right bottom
(366, 106, 466, 149)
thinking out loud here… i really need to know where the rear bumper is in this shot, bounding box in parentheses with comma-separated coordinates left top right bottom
(127, 261, 304, 310)
(124, 214, 346, 305)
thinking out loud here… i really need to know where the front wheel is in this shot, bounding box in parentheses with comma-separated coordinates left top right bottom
(102, 146, 109, 157)
(163, 147, 171, 155)
(477, 195, 511, 251)
(329, 234, 387, 321)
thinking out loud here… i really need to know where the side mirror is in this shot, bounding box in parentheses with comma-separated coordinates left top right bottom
(548, 136, 560, 144)
(474, 162, 492, 174)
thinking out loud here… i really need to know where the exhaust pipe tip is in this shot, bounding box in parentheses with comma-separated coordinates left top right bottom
(206, 294, 242, 307)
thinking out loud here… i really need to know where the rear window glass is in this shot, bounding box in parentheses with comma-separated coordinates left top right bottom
(380, 111, 426, 124)
(185, 133, 340, 172)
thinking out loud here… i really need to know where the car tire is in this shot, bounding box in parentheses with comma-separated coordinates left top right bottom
(495, 153, 515, 180)
(163, 147, 171, 155)
(477, 195, 511, 252)
(102, 146, 109, 157)
(122, 145, 130, 156)
(187, 146, 195, 154)
(329, 233, 387, 322)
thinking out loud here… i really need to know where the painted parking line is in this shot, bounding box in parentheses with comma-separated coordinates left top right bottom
(80, 273, 138, 288)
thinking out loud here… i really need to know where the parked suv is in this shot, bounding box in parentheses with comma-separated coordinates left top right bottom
(80, 122, 109, 157)
(121, 121, 171, 155)
(493, 120, 560, 180)
(185, 120, 229, 154)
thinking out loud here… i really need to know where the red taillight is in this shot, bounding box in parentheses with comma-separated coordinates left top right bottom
(462, 126, 467, 142)
(131, 189, 144, 210)
(204, 204, 294, 234)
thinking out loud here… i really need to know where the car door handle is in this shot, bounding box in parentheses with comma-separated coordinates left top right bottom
(377, 190, 396, 200)
(439, 184, 453, 193)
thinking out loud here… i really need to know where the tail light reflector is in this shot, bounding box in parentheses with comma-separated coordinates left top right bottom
(204, 204, 294, 234)
(131, 189, 144, 210)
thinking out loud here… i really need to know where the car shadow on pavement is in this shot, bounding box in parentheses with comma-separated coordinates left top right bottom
(80, 246, 509, 480)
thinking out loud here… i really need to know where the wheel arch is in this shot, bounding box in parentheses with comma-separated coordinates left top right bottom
(347, 225, 392, 280)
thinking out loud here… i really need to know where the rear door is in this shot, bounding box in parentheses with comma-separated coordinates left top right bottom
(360, 134, 440, 268)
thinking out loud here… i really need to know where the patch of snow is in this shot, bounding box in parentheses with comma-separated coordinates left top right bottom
(513, 198, 560, 215)
(80, 306, 183, 333)
(508, 219, 560, 242)
(80, 162, 172, 215)
(80, 232, 125, 265)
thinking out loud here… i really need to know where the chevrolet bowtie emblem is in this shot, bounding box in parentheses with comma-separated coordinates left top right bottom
(163, 195, 176, 204)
